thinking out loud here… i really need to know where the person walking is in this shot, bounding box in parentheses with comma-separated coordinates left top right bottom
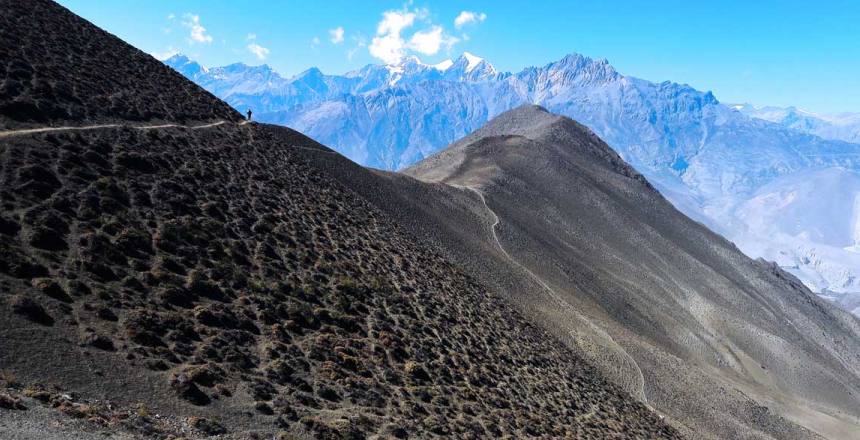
(246, 109, 253, 121)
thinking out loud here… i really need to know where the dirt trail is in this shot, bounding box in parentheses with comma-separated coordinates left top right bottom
(0, 120, 249, 139)
(461, 184, 649, 404)
(0, 120, 336, 157)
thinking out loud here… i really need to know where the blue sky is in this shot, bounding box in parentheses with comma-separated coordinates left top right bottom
(58, 0, 859, 113)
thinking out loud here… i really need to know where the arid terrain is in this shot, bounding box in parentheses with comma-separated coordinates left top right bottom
(291, 106, 860, 439)
(1, 1, 684, 438)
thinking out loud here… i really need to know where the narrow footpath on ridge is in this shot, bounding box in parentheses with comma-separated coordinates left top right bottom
(0, 119, 336, 155)
(0, 119, 243, 139)
(460, 184, 650, 405)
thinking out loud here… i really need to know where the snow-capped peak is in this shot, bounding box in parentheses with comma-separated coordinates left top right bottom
(163, 53, 209, 77)
(462, 52, 484, 73)
(437, 52, 497, 81)
(433, 59, 454, 71)
(397, 55, 424, 66)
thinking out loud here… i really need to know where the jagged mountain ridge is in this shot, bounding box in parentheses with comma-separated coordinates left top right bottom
(164, 52, 860, 315)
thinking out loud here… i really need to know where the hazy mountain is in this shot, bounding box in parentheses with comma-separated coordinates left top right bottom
(164, 52, 860, 316)
(731, 167, 860, 313)
(733, 103, 860, 144)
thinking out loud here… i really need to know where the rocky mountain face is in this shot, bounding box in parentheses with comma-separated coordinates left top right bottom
(164, 52, 860, 316)
(0, 1, 684, 439)
(305, 105, 860, 439)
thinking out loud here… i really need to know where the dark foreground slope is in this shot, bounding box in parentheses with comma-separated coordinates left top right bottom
(0, 0, 241, 129)
(1, 122, 681, 439)
(0, 1, 680, 438)
(291, 106, 860, 440)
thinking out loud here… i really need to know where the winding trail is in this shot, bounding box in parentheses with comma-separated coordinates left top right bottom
(287, 144, 339, 155)
(460, 184, 649, 404)
(0, 119, 336, 156)
(0, 119, 252, 139)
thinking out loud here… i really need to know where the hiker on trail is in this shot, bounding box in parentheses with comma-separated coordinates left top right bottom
(246, 109, 252, 121)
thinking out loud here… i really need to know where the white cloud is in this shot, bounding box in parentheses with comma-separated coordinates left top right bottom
(182, 13, 213, 44)
(368, 8, 460, 64)
(329, 26, 345, 44)
(246, 33, 257, 41)
(247, 43, 270, 60)
(409, 26, 458, 55)
(311, 36, 321, 48)
(377, 10, 416, 35)
(454, 11, 486, 28)
(369, 10, 415, 63)
(369, 35, 403, 63)
(167, 13, 175, 20)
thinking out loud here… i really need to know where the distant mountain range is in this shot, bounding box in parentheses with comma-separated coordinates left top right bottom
(733, 103, 860, 144)
(164, 53, 860, 315)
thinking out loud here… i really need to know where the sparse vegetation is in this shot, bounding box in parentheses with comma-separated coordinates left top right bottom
(0, 370, 20, 388)
(0, 0, 683, 438)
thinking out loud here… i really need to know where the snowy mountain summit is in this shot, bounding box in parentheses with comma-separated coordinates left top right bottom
(164, 52, 860, 315)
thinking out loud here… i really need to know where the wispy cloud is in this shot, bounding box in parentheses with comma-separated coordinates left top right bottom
(311, 36, 321, 49)
(369, 10, 415, 63)
(247, 43, 270, 60)
(409, 26, 458, 56)
(454, 11, 486, 29)
(244, 33, 269, 60)
(347, 34, 367, 60)
(182, 13, 213, 44)
(162, 13, 176, 35)
(329, 26, 345, 44)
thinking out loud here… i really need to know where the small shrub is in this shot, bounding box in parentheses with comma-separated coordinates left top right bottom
(0, 370, 20, 388)
(0, 392, 26, 410)
(9, 295, 54, 325)
(187, 416, 226, 435)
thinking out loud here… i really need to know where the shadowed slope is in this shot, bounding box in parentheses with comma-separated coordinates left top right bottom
(291, 105, 860, 440)
(0, 0, 241, 128)
(403, 106, 860, 440)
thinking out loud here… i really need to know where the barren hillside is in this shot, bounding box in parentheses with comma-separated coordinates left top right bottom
(0, 1, 680, 438)
(294, 105, 860, 440)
